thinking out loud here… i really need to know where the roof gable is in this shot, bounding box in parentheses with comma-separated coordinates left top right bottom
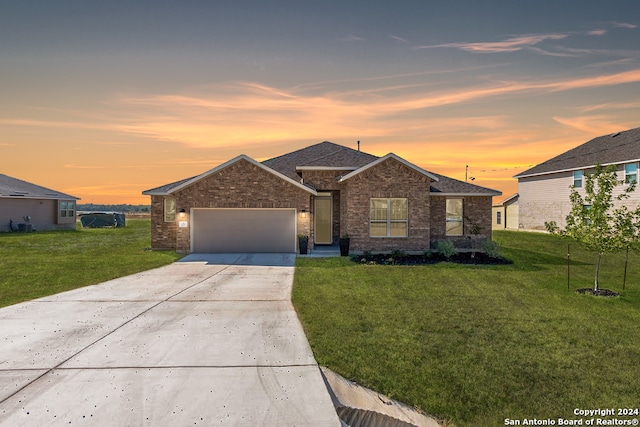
(338, 153, 440, 182)
(142, 155, 317, 196)
(0, 174, 79, 200)
(515, 127, 640, 178)
(262, 141, 378, 180)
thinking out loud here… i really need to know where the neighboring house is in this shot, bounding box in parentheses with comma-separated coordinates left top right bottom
(0, 174, 80, 232)
(142, 141, 501, 253)
(492, 193, 519, 230)
(514, 126, 640, 231)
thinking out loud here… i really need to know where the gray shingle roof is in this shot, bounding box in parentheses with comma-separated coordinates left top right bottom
(429, 172, 501, 196)
(0, 174, 79, 200)
(515, 126, 640, 178)
(142, 141, 501, 197)
(262, 141, 378, 180)
(141, 175, 198, 195)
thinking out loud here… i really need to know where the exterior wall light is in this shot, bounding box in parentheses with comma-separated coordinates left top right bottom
(179, 209, 186, 218)
(300, 209, 307, 218)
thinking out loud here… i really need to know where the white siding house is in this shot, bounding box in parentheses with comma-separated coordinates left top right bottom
(514, 127, 640, 231)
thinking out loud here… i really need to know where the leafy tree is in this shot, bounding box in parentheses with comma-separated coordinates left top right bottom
(546, 164, 640, 291)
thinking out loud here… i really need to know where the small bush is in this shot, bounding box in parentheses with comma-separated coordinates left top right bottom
(389, 248, 407, 260)
(482, 240, 501, 259)
(437, 240, 458, 259)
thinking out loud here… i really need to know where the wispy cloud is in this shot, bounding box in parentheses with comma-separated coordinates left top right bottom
(109, 68, 640, 149)
(414, 33, 568, 53)
(613, 22, 637, 29)
(588, 29, 607, 36)
(390, 35, 409, 43)
(552, 115, 630, 135)
(337, 35, 365, 42)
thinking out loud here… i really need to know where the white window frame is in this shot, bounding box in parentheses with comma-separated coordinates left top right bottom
(496, 211, 502, 225)
(446, 198, 464, 236)
(369, 198, 408, 238)
(573, 170, 583, 188)
(59, 201, 75, 218)
(625, 163, 637, 185)
(164, 198, 176, 222)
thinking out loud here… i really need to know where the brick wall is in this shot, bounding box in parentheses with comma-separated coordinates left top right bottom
(430, 195, 493, 249)
(342, 158, 431, 252)
(150, 159, 312, 251)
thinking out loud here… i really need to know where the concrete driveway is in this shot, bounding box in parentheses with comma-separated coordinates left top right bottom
(0, 253, 341, 426)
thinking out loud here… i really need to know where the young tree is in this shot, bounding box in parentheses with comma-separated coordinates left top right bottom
(546, 164, 640, 291)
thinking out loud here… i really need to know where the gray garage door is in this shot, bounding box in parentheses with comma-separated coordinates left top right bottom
(191, 208, 296, 253)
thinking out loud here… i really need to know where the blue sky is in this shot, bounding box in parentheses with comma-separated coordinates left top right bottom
(1, 1, 639, 203)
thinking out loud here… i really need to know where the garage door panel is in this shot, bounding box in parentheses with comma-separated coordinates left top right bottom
(192, 209, 296, 253)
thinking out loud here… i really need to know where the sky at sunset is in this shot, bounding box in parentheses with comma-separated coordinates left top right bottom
(1, 1, 639, 204)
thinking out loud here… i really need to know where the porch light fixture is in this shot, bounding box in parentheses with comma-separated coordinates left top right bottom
(179, 209, 186, 218)
(300, 210, 307, 218)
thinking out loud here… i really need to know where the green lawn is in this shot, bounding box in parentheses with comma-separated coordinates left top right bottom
(0, 219, 182, 307)
(292, 231, 640, 427)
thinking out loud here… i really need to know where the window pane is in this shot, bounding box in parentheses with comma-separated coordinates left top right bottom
(69, 202, 75, 217)
(164, 199, 176, 222)
(390, 198, 407, 220)
(573, 170, 583, 188)
(370, 198, 388, 221)
(389, 222, 407, 237)
(370, 222, 387, 237)
(446, 199, 463, 220)
(625, 163, 637, 184)
(446, 221, 463, 236)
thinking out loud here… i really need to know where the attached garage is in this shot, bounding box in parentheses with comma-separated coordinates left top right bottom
(191, 208, 297, 253)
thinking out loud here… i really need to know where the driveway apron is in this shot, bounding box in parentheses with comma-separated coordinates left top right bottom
(0, 253, 340, 426)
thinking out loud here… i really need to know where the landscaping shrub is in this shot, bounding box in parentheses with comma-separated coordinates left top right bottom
(436, 239, 458, 259)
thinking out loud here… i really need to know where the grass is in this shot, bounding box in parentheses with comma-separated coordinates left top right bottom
(0, 219, 182, 307)
(292, 230, 640, 426)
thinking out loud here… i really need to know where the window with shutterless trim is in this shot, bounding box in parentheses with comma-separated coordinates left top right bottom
(446, 198, 463, 236)
(573, 170, 583, 188)
(370, 198, 407, 237)
(625, 163, 637, 184)
(164, 198, 176, 222)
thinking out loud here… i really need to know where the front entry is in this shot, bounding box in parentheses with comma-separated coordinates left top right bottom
(314, 193, 332, 244)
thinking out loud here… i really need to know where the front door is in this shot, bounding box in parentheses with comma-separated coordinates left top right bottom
(314, 193, 332, 244)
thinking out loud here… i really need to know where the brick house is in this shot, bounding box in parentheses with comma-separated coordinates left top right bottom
(142, 142, 501, 253)
(514, 126, 640, 231)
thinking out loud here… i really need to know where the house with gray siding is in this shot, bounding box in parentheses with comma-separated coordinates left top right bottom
(514, 127, 640, 231)
(143, 141, 501, 254)
(0, 174, 80, 232)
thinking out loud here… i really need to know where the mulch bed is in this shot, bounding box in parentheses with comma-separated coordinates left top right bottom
(351, 252, 512, 266)
(575, 288, 620, 297)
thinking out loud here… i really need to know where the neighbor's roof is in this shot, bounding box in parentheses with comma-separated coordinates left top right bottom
(262, 141, 378, 180)
(0, 174, 79, 200)
(515, 126, 640, 179)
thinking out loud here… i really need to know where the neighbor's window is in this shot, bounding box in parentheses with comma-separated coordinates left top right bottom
(625, 163, 637, 184)
(496, 211, 502, 225)
(60, 201, 75, 218)
(446, 199, 463, 236)
(370, 198, 407, 237)
(164, 198, 176, 222)
(573, 170, 583, 188)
